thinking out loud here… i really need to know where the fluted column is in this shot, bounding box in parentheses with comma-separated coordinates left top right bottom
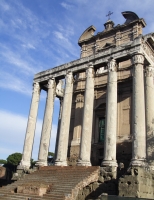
(101, 58, 118, 167)
(19, 82, 41, 169)
(131, 53, 146, 166)
(36, 78, 55, 166)
(55, 71, 73, 166)
(145, 65, 154, 168)
(77, 63, 94, 166)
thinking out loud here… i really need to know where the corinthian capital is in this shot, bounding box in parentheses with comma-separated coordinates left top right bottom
(145, 65, 154, 77)
(66, 71, 73, 84)
(107, 58, 117, 72)
(33, 82, 40, 93)
(86, 63, 94, 78)
(132, 53, 144, 65)
(48, 78, 55, 89)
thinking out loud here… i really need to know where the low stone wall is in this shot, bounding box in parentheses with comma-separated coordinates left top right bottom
(119, 167, 154, 199)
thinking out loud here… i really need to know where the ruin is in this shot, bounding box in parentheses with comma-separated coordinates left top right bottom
(1, 11, 154, 199)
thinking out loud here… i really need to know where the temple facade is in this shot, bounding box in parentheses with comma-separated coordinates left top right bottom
(19, 11, 154, 175)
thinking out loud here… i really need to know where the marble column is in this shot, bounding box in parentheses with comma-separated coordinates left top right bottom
(145, 65, 154, 168)
(54, 97, 63, 162)
(36, 78, 55, 166)
(77, 63, 94, 166)
(131, 53, 146, 166)
(101, 58, 118, 167)
(19, 82, 41, 169)
(55, 71, 73, 166)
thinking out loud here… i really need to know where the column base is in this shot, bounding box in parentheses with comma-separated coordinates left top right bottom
(54, 160, 67, 166)
(77, 159, 91, 166)
(101, 160, 118, 167)
(17, 160, 30, 170)
(130, 159, 146, 167)
(35, 160, 47, 167)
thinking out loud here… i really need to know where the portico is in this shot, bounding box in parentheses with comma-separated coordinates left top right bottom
(19, 11, 154, 173)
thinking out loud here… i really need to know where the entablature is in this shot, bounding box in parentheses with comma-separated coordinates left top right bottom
(34, 33, 154, 85)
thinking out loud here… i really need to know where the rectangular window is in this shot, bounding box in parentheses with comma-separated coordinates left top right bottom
(99, 118, 105, 142)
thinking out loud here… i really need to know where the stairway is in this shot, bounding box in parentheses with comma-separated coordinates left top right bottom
(0, 166, 100, 200)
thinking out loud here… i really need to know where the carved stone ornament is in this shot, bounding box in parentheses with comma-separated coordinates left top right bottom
(96, 66, 107, 74)
(132, 53, 144, 65)
(48, 78, 55, 89)
(33, 82, 40, 93)
(75, 96, 84, 103)
(107, 58, 117, 72)
(145, 66, 154, 77)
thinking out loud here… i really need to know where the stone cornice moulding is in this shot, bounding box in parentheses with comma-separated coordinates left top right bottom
(34, 34, 154, 83)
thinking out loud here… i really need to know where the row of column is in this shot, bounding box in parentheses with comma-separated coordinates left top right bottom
(19, 52, 154, 169)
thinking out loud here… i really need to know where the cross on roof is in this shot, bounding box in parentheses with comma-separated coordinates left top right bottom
(106, 11, 113, 20)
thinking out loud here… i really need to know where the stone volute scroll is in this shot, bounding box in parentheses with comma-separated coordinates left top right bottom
(131, 52, 144, 65)
(36, 78, 55, 167)
(107, 58, 117, 72)
(19, 82, 41, 169)
(145, 65, 154, 77)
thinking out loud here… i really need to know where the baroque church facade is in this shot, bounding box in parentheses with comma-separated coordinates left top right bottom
(13, 11, 154, 198)
(19, 11, 154, 177)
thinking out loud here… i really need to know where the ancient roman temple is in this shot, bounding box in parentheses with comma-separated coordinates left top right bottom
(2, 11, 154, 199)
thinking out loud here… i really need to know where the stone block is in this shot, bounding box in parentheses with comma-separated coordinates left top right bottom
(17, 183, 51, 196)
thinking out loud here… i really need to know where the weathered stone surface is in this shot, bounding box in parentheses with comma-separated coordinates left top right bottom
(19, 82, 41, 169)
(17, 182, 50, 196)
(36, 78, 55, 166)
(119, 167, 154, 199)
(77, 63, 94, 166)
(55, 71, 73, 166)
(102, 58, 118, 167)
(145, 65, 154, 168)
(131, 53, 146, 166)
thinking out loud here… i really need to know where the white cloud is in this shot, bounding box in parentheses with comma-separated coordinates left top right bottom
(0, 110, 57, 160)
(0, 70, 32, 96)
(61, 2, 73, 10)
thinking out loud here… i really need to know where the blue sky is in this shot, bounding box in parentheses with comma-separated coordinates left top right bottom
(0, 0, 154, 161)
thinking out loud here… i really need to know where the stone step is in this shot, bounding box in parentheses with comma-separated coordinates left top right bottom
(0, 166, 100, 200)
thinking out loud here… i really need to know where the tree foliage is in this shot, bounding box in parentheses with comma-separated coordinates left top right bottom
(7, 152, 22, 166)
(48, 152, 54, 157)
(0, 159, 7, 165)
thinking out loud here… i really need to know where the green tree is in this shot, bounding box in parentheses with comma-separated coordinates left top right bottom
(48, 152, 54, 157)
(0, 159, 7, 165)
(7, 153, 22, 166)
(4, 152, 22, 172)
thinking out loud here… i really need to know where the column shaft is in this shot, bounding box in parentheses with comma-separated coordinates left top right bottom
(54, 98, 63, 161)
(131, 53, 146, 166)
(102, 58, 118, 167)
(55, 72, 73, 166)
(36, 78, 55, 166)
(77, 64, 94, 166)
(19, 82, 40, 169)
(145, 65, 154, 167)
